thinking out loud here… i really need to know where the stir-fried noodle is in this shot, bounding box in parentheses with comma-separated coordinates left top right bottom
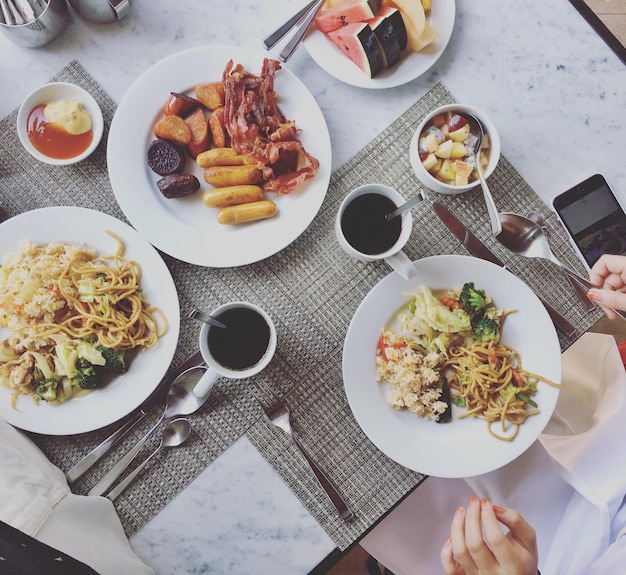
(444, 341, 561, 441)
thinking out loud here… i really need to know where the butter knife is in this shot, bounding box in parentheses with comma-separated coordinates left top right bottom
(66, 350, 203, 484)
(433, 202, 576, 337)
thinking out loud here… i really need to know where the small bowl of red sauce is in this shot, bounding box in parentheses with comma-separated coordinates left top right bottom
(17, 82, 104, 166)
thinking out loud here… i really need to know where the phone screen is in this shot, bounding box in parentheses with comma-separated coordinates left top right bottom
(553, 175, 626, 267)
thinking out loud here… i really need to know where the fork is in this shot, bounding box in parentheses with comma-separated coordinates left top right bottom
(255, 385, 355, 523)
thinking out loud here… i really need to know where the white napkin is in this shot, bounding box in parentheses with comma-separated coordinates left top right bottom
(0, 419, 154, 575)
(361, 332, 626, 575)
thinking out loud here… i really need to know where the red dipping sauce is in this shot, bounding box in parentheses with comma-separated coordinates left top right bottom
(27, 104, 94, 160)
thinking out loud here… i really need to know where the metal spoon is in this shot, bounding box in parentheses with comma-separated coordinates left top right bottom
(385, 190, 426, 221)
(88, 364, 208, 497)
(496, 212, 626, 319)
(189, 308, 226, 329)
(106, 418, 191, 501)
(464, 114, 502, 235)
(526, 211, 595, 311)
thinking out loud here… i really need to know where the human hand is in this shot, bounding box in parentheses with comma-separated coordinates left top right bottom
(588, 254, 626, 319)
(440, 496, 538, 575)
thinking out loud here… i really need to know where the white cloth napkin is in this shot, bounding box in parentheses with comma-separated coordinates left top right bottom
(361, 332, 626, 575)
(0, 419, 154, 575)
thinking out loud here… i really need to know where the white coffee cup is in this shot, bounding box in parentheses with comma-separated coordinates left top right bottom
(335, 183, 419, 280)
(193, 301, 277, 398)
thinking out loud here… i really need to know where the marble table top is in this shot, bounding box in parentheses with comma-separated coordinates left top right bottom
(1, 0, 625, 573)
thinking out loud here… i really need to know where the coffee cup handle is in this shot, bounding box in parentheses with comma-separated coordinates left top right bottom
(192, 368, 220, 398)
(385, 250, 416, 280)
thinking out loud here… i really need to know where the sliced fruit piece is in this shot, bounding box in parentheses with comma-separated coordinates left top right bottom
(450, 142, 467, 159)
(448, 123, 470, 143)
(409, 20, 438, 51)
(315, 0, 382, 33)
(424, 133, 439, 153)
(383, 0, 426, 50)
(367, 15, 401, 69)
(378, 6, 407, 52)
(455, 161, 473, 179)
(326, 22, 384, 78)
(434, 139, 453, 159)
(437, 159, 456, 182)
(421, 152, 438, 171)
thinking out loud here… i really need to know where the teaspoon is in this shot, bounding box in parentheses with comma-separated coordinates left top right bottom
(189, 308, 226, 329)
(496, 212, 626, 319)
(106, 418, 191, 501)
(464, 114, 502, 235)
(385, 190, 425, 221)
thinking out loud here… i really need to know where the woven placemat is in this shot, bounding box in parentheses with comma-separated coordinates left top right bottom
(0, 63, 602, 550)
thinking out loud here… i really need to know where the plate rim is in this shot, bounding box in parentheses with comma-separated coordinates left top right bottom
(107, 44, 332, 268)
(342, 254, 562, 477)
(0, 206, 180, 435)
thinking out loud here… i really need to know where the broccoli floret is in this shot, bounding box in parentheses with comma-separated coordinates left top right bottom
(459, 282, 487, 315)
(74, 361, 98, 389)
(97, 346, 128, 373)
(473, 316, 499, 342)
(36, 377, 60, 402)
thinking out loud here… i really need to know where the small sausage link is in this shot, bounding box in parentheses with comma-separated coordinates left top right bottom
(203, 165, 264, 187)
(217, 200, 278, 225)
(202, 185, 264, 208)
(196, 148, 254, 168)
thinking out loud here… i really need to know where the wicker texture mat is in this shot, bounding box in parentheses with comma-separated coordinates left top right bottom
(0, 62, 602, 550)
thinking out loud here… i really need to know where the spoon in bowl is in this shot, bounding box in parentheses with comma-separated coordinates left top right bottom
(464, 114, 502, 235)
(106, 418, 192, 501)
(496, 212, 626, 319)
(526, 211, 595, 311)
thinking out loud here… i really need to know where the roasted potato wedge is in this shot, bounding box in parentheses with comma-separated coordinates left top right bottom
(195, 82, 226, 110)
(154, 115, 192, 145)
(184, 107, 210, 159)
(208, 106, 229, 149)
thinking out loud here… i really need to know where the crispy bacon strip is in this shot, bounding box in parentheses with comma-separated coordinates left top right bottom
(222, 58, 318, 194)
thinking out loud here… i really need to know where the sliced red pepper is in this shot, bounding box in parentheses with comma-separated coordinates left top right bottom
(377, 333, 389, 362)
(511, 368, 525, 388)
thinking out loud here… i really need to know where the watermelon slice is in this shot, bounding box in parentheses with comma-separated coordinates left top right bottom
(315, 0, 383, 33)
(326, 22, 384, 78)
(378, 5, 407, 52)
(367, 13, 401, 69)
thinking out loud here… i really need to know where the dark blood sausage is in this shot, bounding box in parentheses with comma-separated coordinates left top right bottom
(147, 139, 185, 176)
(157, 173, 201, 198)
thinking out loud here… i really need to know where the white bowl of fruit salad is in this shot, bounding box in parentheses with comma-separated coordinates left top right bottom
(409, 104, 501, 195)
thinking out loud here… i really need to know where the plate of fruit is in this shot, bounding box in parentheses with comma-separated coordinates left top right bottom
(303, 0, 456, 89)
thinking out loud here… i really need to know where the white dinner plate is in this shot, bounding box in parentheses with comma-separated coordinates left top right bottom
(303, 0, 456, 89)
(0, 207, 180, 435)
(343, 255, 562, 477)
(107, 45, 332, 267)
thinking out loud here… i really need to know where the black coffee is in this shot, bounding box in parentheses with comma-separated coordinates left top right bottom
(208, 307, 271, 371)
(340, 193, 402, 255)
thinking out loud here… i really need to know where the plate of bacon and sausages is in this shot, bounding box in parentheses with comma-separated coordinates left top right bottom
(108, 45, 331, 267)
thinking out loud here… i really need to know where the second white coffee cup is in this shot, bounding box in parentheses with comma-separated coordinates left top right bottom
(336, 183, 419, 280)
(193, 301, 277, 397)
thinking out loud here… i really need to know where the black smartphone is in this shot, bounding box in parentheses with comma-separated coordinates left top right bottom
(552, 174, 626, 270)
